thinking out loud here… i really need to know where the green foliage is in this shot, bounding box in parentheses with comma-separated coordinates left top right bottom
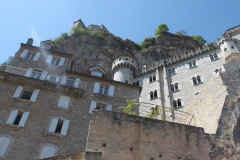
(175, 29, 187, 36)
(134, 42, 142, 50)
(70, 27, 87, 35)
(154, 23, 169, 36)
(141, 36, 156, 48)
(91, 30, 104, 38)
(52, 32, 68, 47)
(191, 35, 207, 46)
(0, 56, 13, 71)
(119, 99, 139, 115)
(146, 106, 173, 120)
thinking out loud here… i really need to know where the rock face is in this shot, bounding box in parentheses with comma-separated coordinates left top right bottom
(55, 32, 200, 79)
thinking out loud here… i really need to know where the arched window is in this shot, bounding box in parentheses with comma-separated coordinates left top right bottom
(153, 75, 156, 81)
(150, 92, 153, 99)
(177, 99, 182, 107)
(30, 70, 42, 79)
(173, 100, 177, 108)
(136, 81, 139, 86)
(172, 68, 175, 74)
(214, 53, 218, 59)
(154, 90, 158, 98)
(39, 146, 57, 158)
(171, 84, 174, 92)
(210, 55, 214, 61)
(189, 62, 192, 68)
(192, 77, 197, 85)
(175, 83, 178, 90)
(197, 76, 201, 83)
(168, 69, 172, 75)
(193, 61, 196, 67)
(0, 137, 11, 157)
(149, 76, 152, 82)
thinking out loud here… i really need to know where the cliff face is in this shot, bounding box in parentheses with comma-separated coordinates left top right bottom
(55, 32, 200, 79)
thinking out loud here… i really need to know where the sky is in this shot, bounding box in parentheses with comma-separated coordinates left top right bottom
(0, 0, 240, 64)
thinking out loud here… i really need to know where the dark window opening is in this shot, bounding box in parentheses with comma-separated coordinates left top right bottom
(149, 76, 152, 82)
(126, 81, 128, 84)
(172, 68, 175, 74)
(154, 91, 157, 98)
(210, 55, 214, 61)
(224, 48, 227, 52)
(150, 92, 153, 99)
(171, 85, 174, 91)
(102, 143, 106, 147)
(189, 62, 192, 68)
(159, 154, 162, 157)
(193, 61, 196, 67)
(136, 81, 139, 86)
(178, 157, 181, 160)
(153, 75, 156, 81)
(197, 76, 201, 83)
(130, 147, 133, 152)
(175, 83, 178, 90)
(177, 99, 182, 107)
(231, 46, 234, 49)
(173, 101, 177, 108)
(214, 53, 218, 59)
(192, 77, 197, 85)
(55, 119, 64, 134)
(13, 111, 23, 125)
(168, 69, 172, 75)
(133, 82, 136, 85)
(20, 91, 33, 100)
(126, 58, 128, 60)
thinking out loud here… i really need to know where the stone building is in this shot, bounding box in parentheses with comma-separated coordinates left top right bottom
(0, 20, 240, 159)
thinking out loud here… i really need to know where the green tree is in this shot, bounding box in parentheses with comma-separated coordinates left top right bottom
(91, 30, 104, 38)
(191, 35, 207, 46)
(52, 32, 68, 47)
(175, 29, 187, 36)
(141, 36, 156, 48)
(0, 56, 13, 71)
(119, 99, 138, 115)
(70, 27, 87, 35)
(154, 24, 169, 36)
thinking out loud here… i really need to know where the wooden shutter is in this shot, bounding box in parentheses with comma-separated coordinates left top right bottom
(60, 75, 67, 85)
(39, 146, 55, 158)
(18, 112, 30, 127)
(20, 49, 28, 58)
(89, 101, 96, 114)
(107, 104, 112, 111)
(24, 68, 33, 77)
(6, 110, 18, 124)
(60, 120, 70, 135)
(108, 86, 115, 97)
(59, 58, 65, 66)
(93, 82, 100, 93)
(57, 96, 70, 109)
(13, 86, 23, 98)
(30, 89, 40, 102)
(48, 118, 58, 133)
(0, 137, 10, 157)
(45, 55, 53, 63)
(74, 78, 80, 88)
(40, 71, 48, 80)
(33, 52, 41, 61)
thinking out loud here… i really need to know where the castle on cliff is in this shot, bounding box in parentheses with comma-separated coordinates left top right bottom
(1, 19, 240, 160)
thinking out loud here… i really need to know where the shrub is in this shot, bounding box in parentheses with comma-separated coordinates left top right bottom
(70, 27, 87, 35)
(141, 36, 156, 48)
(91, 30, 104, 38)
(52, 32, 68, 47)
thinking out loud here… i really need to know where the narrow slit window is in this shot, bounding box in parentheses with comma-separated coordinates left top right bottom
(153, 75, 156, 81)
(177, 99, 182, 107)
(192, 77, 197, 85)
(171, 84, 174, 91)
(197, 76, 201, 83)
(154, 91, 158, 98)
(175, 83, 178, 90)
(13, 111, 23, 125)
(173, 100, 177, 108)
(55, 119, 64, 134)
(189, 62, 192, 68)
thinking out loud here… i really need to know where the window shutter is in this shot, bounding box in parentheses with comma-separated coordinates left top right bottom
(39, 146, 55, 158)
(18, 112, 30, 127)
(74, 78, 80, 88)
(33, 52, 41, 61)
(59, 58, 65, 66)
(106, 104, 112, 111)
(0, 137, 10, 157)
(40, 71, 48, 80)
(60, 120, 70, 136)
(45, 55, 53, 63)
(30, 89, 40, 102)
(13, 85, 23, 98)
(93, 82, 100, 93)
(48, 118, 58, 133)
(89, 101, 96, 114)
(46, 75, 51, 80)
(55, 77, 60, 82)
(148, 93, 151, 100)
(24, 68, 33, 77)
(108, 86, 115, 97)
(57, 96, 70, 109)
(60, 75, 67, 85)
(20, 49, 28, 58)
(6, 110, 18, 124)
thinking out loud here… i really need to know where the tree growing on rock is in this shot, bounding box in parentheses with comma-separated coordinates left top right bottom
(191, 35, 207, 46)
(154, 24, 169, 36)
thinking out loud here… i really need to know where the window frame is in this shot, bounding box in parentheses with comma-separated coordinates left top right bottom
(25, 53, 36, 60)
(173, 99, 183, 109)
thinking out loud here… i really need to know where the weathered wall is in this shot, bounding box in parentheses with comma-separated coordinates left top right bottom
(39, 152, 102, 160)
(86, 110, 210, 160)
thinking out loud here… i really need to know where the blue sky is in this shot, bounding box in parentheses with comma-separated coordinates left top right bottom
(0, 0, 239, 64)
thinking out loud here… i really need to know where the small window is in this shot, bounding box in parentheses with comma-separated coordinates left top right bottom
(177, 99, 182, 107)
(210, 55, 214, 61)
(0, 137, 11, 157)
(13, 111, 23, 125)
(189, 62, 192, 68)
(48, 118, 70, 136)
(39, 146, 56, 159)
(193, 61, 196, 67)
(171, 84, 174, 92)
(224, 48, 227, 52)
(65, 78, 75, 87)
(168, 68, 176, 76)
(173, 100, 177, 108)
(136, 81, 139, 86)
(20, 91, 33, 100)
(171, 83, 179, 92)
(214, 53, 218, 59)
(189, 61, 197, 68)
(13, 86, 40, 102)
(30, 70, 42, 79)
(6, 110, 29, 127)
(51, 57, 60, 66)
(193, 76, 202, 85)
(96, 103, 106, 110)
(210, 53, 219, 61)
(150, 92, 153, 99)
(172, 68, 175, 74)
(168, 69, 172, 75)
(175, 83, 178, 90)
(173, 99, 182, 108)
(153, 75, 156, 81)
(150, 91, 158, 100)
(149, 76, 152, 82)
(154, 91, 158, 98)
(231, 46, 234, 49)
(25, 53, 36, 60)
(49, 76, 56, 82)
(99, 85, 109, 95)
(192, 77, 197, 85)
(197, 76, 201, 83)
(93, 82, 114, 97)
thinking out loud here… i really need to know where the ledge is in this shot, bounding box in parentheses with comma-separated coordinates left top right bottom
(169, 73, 177, 76)
(149, 80, 157, 83)
(211, 58, 220, 62)
(189, 66, 198, 69)
(44, 131, 65, 139)
(13, 98, 33, 104)
(150, 97, 159, 100)
(3, 123, 21, 130)
(53, 106, 69, 112)
(173, 106, 183, 110)
(193, 82, 203, 86)
(94, 93, 112, 99)
(172, 89, 180, 93)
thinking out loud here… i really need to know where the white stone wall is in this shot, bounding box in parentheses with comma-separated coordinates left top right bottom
(113, 68, 133, 83)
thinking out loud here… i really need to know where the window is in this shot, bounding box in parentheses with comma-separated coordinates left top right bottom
(25, 53, 35, 60)
(149, 76, 152, 82)
(60, 76, 80, 88)
(210, 53, 219, 61)
(57, 96, 70, 109)
(39, 146, 56, 159)
(20, 49, 41, 61)
(24, 68, 48, 80)
(89, 101, 112, 114)
(0, 137, 11, 157)
(171, 83, 179, 92)
(46, 55, 65, 67)
(13, 86, 40, 102)
(46, 75, 59, 83)
(168, 68, 176, 76)
(6, 110, 29, 127)
(149, 75, 156, 82)
(93, 82, 114, 97)
(231, 46, 234, 49)
(90, 67, 105, 78)
(51, 57, 60, 66)
(189, 61, 197, 68)
(173, 99, 182, 108)
(30, 70, 42, 79)
(48, 118, 70, 136)
(192, 76, 202, 85)
(224, 48, 227, 52)
(150, 90, 158, 100)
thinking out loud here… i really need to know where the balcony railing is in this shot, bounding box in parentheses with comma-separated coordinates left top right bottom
(0, 65, 87, 90)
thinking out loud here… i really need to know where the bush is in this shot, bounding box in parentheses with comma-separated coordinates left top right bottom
(70, 27, 87, 35)
(141, 36, 156, 48)
(52, 32, 68, 47)
(91, 30, 104, 38)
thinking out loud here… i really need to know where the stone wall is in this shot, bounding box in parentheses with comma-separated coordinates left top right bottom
(39, 152, 102, 160)
(86, 110, 210, 160)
